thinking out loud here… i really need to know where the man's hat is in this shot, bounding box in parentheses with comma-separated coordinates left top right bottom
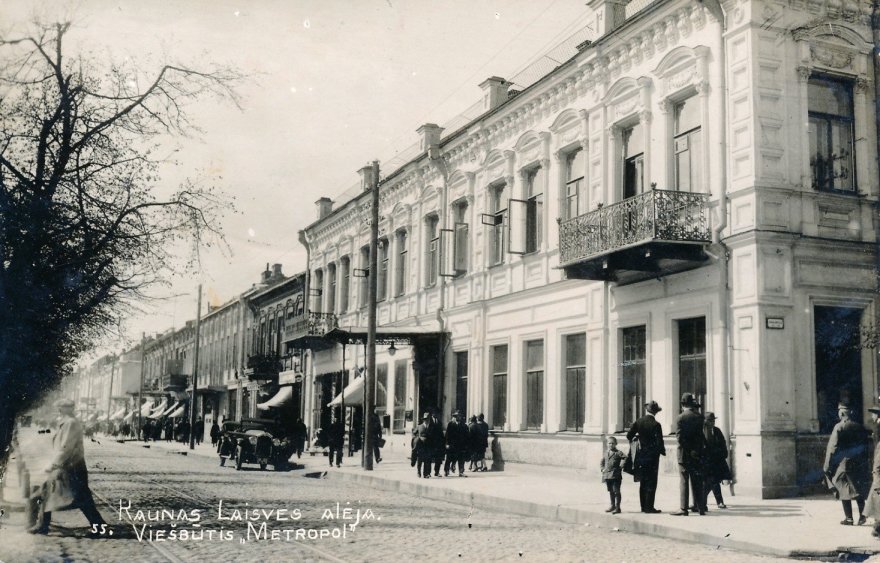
(452, 410, 462, 417)
(838, 402, 853, 411)
(422, 412, 430, 419)
(645, 400, 662, 414)
(54, 398, 75, 409)
(705, 411, 717, 421)
(680, 393, 700, 408)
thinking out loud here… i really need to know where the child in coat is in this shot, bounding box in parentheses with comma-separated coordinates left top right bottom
(601, 436, 627, 514)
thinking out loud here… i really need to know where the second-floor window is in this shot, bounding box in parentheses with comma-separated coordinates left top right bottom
(623, 123, 644, 199)
(490, 183, 507, 266)
(395, 229, 408, 296)
(339, 256, 350, 314)
(808, 75, 855, 192)
(425, 214, 439, 286)
(359, 245, 369, 307)
(564, 148, 585, 220)
(327, 262, 337, 314)
(313, 269, 324, 312)
(453, 200, 469, 275)
(526, 166, 544, 253)
(378, 238, 389, 301)
(674, 97, 702, 192)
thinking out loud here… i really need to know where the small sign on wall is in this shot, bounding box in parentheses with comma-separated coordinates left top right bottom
(766, 317, 784, 330)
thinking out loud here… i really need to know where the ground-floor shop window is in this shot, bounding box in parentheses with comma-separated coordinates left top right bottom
(564, 333, 586, 431)
(621, 325, 646, 430)
(454, 351, 468, 418)
(393, 360, 407, 432)
(376, 363, 388, 419)
(678, 317, 706, 411)
(525, 340, 543, 430)
(491, 344, 508, 429)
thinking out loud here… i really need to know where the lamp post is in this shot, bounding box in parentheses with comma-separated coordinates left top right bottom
(364, 160, 380, 471)
(189, 284, 203, 450)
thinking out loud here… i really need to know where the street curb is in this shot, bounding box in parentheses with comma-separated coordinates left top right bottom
(317, 470, 877, 560)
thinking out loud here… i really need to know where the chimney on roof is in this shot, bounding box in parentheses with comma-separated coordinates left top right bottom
(479, 76, 511, 112)
(587, 0, 627, 37)
(315, 197, 333, 220)
(358, 163, 378, 192)
(261, 263, 271, 284)
(272, 263, 283, 280)
(417, 123, 444, 153)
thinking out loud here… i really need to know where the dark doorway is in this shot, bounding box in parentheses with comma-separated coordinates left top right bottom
(414, 335, 442, 420)
(814, 306, 863, 433)
(454, 351, 468, 418)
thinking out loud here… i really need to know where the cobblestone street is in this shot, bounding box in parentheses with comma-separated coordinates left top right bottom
(0, 434, 794, 562)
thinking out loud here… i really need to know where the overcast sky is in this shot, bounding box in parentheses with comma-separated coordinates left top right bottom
(2, 0, 589, 354)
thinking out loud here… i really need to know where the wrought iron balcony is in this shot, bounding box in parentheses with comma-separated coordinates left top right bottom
(559, 189, 711, 284)
(243, 353, 282, 381)
(282, 312, 338, 350)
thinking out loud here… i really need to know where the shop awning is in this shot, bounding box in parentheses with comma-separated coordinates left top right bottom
(169, 405, 186, 418)
(325, 321, 442, 345)
(161, 401, 180, 416)
(139, 400, 155, 416)
(148, 399, 168, 417)
(109, 407, 127, 420)
(123, 411, 134, 423)
(257, 386, 293, 410)
(326, 377, 387, 407)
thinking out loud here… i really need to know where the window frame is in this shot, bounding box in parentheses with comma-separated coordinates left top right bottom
(524, 339, 544, 431)
(394, 228, 408, 296)
(672, 96, 702, 193)
(807, 74, 856, 193)
(622, 122, 645, 200)
(424, 214, 440, 287)
(491, 343, 508, 430)
(489, 182, 508, 266)
(377, 238, 389, 302)
(564, 148, 586, 220)
(563, 333, 586, 432)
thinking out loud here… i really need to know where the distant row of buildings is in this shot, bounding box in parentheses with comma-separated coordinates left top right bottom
(64, 0, 880, 498)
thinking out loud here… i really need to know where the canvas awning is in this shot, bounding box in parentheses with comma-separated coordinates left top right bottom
(161, 401, 180, 416)
(326, 377, 387, 407)
(324, 321, 442, 345)
(122, 411, 134, 423)
(139, 400, 155, 416)
(109, 407, 127, 420)
(148, 399, 168, 418)
(257, 386, 293, 410)
(169, 405, 186, 418)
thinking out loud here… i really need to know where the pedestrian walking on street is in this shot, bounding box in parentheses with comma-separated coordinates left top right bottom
(414, 412, 433, 478)
(293, 418, 307, 458)
(430, 411, 445, 477)
(626, 400, 666, 513)
(194, 417, 204, 445)
(824, 402, 871, 526)
(327, 412, 345, 468)
(165, 418, 174, 442)
(444, 410, 469, 477)
(672, 393, 706, 516)
(475, 413, 489, 472)
(701, 412, 731, 510)
(28, 399, 109, 536)
(370, 410, 383, 463)
(210, 421, 220, 447)
(601, 436, 627, 514)
(467, 415, 478, 471)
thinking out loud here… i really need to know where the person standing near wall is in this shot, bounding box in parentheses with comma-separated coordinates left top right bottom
(825, 402, 871, 526)
(672, 393, 706, 516)
(626, 400, 665, 513)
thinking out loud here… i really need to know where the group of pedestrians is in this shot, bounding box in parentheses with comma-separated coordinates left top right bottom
(411, 410, 488, 478)
(139, 416, 203, 444)
(605, 393, 732, 516)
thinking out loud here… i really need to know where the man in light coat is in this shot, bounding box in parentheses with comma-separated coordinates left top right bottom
(29, 399, 108, 535)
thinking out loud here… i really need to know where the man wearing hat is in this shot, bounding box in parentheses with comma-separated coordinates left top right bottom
(672, 393, 706, 516)
(824, 402, 871, 525)
(626, 400, 666, 513)
(444, 410, 470, 477)
(29, 398, 108, 535)
(414, 412, 434, 478)
(701, 412, 731, 510)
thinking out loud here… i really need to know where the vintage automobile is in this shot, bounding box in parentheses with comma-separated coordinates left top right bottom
(219, 418, 294, 471)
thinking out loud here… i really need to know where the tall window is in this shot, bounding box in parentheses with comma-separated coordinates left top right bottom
(678, 317, 706, 411)
(359, 246, 369, 307)
(525, 167, 544, 253)
(491, 344, 508, 429)
(377, 238, 388, 302)
(564, 333, 586, 431)
(393, 360, 407, 432)
(453, 200, 469, 275)
(395, 229, 408, 296)
(425, 214, 439, 287)
(623, 123, 645, 199)
(621, 326, 647, 430)
(564, 148, 586, 220)
(525, 340, 544, 430)
(376, 363, 388, 419)
(490, 183, 508, 266)
(673, 97, 702, 192)
(313, 269, 323, 312)
(454, 351, 468, 417)
(339, 256, 350, 314)
(326, 262, 337, 314)
(808, 76, 855, 192)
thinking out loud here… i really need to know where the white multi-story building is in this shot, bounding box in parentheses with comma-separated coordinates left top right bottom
(298, 0, 879, 497)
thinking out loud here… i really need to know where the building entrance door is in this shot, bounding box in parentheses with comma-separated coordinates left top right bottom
(814, 306, 863, 433)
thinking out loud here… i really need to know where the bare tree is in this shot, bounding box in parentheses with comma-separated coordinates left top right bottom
(0, 21, 241, 458)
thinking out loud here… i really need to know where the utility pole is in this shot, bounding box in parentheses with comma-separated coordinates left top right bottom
(137, 332, 146, 441)
(107, 359, 116, 423)
(189, 284, 203, 450)
(364, 160, 380, 471)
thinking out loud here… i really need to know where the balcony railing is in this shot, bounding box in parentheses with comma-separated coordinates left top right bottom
(243, 353, 282, 381)
(283, 312, 339, 343)
(559, 189, 711, 267)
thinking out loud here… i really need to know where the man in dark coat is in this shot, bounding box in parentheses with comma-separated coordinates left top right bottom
(825, 402, 871, 525)
(327, 413, 345, 468)
(194, 417, 205, 446)
(210, 421, 221, 447)
(429, 412, 445, 477)
(702, 412, 731, 509)
(444, 411, 469, 477)
(414, 412, 433, 478)
(293, 418, 307, 458)
(672, 393, 706, 516)
(369, 410, 383, 463)
(626, 400, 666, 513)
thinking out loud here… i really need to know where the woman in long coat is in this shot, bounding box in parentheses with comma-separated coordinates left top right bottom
(824, 403, 871, 526)
(29, 399, 108, 535)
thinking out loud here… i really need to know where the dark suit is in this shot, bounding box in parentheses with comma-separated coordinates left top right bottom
(415, 420, 433, 477)
(627, 414, 666, 512)
(327, 421, 344, 467)
(702, 426, 731, 506)
(444, 420, 469, 476)
(676, 408, 706, 513)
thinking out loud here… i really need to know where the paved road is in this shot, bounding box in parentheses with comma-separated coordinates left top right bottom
(1, 434, 790, 562)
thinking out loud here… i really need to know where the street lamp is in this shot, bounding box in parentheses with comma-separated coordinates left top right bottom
(387, 342, 397, 356)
